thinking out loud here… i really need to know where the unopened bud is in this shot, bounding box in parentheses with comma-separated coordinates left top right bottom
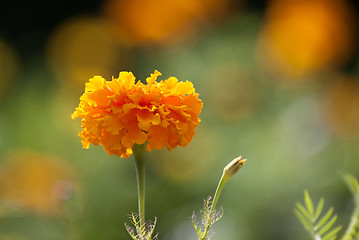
(223, 156, 247, 178)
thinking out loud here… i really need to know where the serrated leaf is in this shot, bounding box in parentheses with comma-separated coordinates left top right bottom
(322, 225, 342, 240)
(314, 198, 324, 221)
(294, 209, 312, 232)
(318, 215, 338, 236)
(304, 190, 314, 216)
(317, 207, 334, 229)
(296, 202, 312, 222)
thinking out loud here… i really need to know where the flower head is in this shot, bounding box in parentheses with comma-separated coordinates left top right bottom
(72, 70, 203, 158)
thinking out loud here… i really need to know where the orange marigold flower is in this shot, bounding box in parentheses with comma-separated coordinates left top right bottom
(72, 70, 203, 158)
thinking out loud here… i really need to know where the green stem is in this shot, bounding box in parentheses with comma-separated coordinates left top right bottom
(133, 144, 146, 227)
(212, 174, 230, 212)
(341, 206, 359, 240)
(201, 172, 230, 240)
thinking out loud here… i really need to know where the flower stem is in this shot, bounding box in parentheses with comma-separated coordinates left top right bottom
(212, 174, 230, 212)
(201, 173, 230, 240)
(133, 144, 146, 227)
(200, 157, 246, 240)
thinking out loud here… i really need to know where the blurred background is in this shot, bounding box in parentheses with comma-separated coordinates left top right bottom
(0, 0, 358, 239)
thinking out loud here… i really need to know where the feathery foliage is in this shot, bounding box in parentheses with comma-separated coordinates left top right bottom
(125, 213, 158, 240)
(295, 190, 342, 240)
(342, 174, 359, 240)
(192, 197, 224, 240)
(343, 174, 359, 202)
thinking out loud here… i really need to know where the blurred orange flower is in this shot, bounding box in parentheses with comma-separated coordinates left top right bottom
(0, 152, 75, 214)
(259, 0, 355, 78)
(103, 0, 233, 46)
(72, 70, 203, 158)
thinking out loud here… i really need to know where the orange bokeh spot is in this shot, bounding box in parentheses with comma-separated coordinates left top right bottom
(103, 0, 233, 46)
(324, 77, 359, 139)
(259, 0, 355, 79)
(0, 152, 76, 214)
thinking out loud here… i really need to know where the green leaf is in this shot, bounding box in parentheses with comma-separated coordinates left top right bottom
(148, 218, 157, 238)
(294, 209, 312, 232)
(322, 225, 342, 240)
(344, 173, 359, 196)
(317, 207, 334, 229)
(296, 202, 312, 222)
(314, 198, 324, 221)
(192, 223, 197, 232)
(318, 215, 338, 236)
(304, 190, 314, 216)
(326, 237, 337, 240)
(295, 190, 342, 240)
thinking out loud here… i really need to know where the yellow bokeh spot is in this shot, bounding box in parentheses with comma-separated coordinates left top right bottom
(207, 65, 258, 121)
(46, 16, 127, 90)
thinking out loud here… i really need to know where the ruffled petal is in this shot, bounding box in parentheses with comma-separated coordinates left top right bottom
(146, 70, 161, 86)
(147, 126, 168, 150)
(103, 115, 125, 134)
(137, 110, 161, 131)
(85, 76, 106, 93)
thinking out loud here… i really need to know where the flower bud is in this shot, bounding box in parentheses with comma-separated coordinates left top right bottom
(223, 156, 247, 178)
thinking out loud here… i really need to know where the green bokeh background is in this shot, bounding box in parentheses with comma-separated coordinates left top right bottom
(0, 1, 359, 239)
